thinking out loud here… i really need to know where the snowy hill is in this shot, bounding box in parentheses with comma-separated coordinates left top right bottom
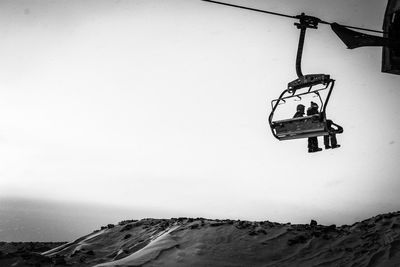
(1, 212, 400, 266)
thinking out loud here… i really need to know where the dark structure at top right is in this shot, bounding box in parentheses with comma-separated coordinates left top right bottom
(331, 0, 400, 74)
(383, 0, 400, 74)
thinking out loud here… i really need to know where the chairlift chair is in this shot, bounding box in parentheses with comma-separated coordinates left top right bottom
(268, 14, 343, 141)
(269, 79, 341, 140)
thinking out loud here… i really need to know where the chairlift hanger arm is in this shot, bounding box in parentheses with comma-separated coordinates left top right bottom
(294, 13, 321, 78)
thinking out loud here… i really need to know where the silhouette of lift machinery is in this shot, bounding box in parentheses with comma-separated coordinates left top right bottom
(202, 0, 400, 141)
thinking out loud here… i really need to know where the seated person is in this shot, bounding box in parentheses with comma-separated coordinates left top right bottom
(293, 104, 305, 118)
(307, 102, 322, 153)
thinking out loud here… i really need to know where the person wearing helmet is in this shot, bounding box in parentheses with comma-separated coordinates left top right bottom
(307, 102, 322, 153)
(308, 101, 319, 113)
(293, 104, 305, 118)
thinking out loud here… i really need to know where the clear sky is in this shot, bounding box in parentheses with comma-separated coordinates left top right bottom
(0, 0, 399, 230)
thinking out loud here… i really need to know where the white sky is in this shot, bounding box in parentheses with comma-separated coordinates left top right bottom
(0, 0, 399, 225)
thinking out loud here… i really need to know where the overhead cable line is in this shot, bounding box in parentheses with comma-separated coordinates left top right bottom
(202, 0, 385, 34)
(202, 0, 296, 19)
